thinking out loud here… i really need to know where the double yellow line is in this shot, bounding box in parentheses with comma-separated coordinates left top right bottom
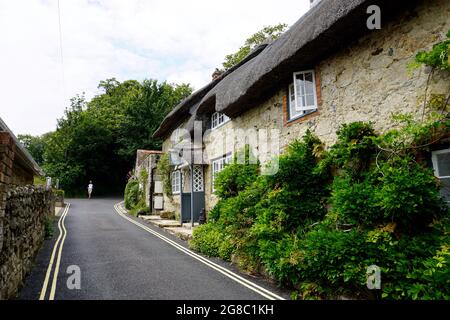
(39, 203, 71, 300)
(114, 202, 285, 300)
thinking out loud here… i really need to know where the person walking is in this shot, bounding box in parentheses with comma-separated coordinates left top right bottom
(87, 181, 94, 199)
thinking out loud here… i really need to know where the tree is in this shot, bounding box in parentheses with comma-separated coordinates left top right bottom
(34, 78, 192, 196)
(117, 80, 192, 159)
(221, 23, 288, 71)
(18, 133, 50, 165)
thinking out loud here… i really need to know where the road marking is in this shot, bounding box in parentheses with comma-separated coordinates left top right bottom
(39, 203, 71, 300)
(114, 202, 285, 300)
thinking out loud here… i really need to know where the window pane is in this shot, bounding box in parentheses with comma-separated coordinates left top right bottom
(296, 79, 305, 97)
(306, 94, 315, 107)
(289, 84, 295, 103)
(212, 113, 218, 128)
(304, 72, 314, 94)
(437, 152, 450, 176)
(440, 177, 450, 203)
(300, 95, 306, 108)
(290, 101, 302, 119)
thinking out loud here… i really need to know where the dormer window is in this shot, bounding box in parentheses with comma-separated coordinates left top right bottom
(288, 70, 318, 121)
(211, 112, 230, 130)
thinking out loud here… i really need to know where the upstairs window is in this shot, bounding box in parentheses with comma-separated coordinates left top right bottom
(432, 149, 450, 204)
(211, 112, 230, 130)
(288, 70, 318, 121)
(171, 171, 181, 194)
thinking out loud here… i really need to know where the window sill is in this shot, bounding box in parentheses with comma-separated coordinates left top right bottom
(211, 119, 231, 131)
(285, 110, 319, 127)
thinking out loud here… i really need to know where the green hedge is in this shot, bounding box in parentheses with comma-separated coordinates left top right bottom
(189, 123, 450, 300)
(124, 179, 140, 210)
(191, 35, 450, 299)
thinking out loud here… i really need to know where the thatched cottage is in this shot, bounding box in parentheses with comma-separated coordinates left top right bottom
(152, 0, 450, 222)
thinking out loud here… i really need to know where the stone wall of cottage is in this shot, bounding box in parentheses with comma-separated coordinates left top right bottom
(161, 125, 187, 216)
(202, 0, 450, 211)
(134, 150, 161, 208)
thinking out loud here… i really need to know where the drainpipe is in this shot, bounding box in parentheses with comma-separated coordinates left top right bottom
(190, 148, 195, 228)
(180, 166, 184, 225)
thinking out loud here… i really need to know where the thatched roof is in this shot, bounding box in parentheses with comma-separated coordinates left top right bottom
(154, 0, 420, 138)
(0, 117, 44, 176)
(198, 0, 419, 117)
(152, 44, 268, 139)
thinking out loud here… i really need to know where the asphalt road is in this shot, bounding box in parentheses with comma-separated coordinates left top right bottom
(19, 198, 288, 300)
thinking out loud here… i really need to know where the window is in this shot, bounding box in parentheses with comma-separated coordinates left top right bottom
(171, 171, 181, 194)
(288, 70, 318, 121)
(432, 149, 450, 203)
(193, 165, 204, 192)
(211, 112, 230, 129)
(211, 154, 232, 191)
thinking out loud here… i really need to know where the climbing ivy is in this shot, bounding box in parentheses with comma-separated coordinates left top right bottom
(156, 153, 172, 198)
(415, 30, 450, 70)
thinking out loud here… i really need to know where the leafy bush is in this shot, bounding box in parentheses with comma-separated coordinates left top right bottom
(190, 223, 223, 257)
(53, 189, 65, 198)
(375, 157, 447, 232)
(415, 30, 450, 70)
(214, 146, 259, 199)
(325, 121, 377, 178)
(156, 153, 172, 197)
(44, 216, 54, 238)
(190, 34, 450, 299)
(124, 179, 140, 210)
(190, 120, 450, 300)
(135, 206, 151, 216)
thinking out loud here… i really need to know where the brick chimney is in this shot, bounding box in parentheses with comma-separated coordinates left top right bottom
(212, 68, 223, 81)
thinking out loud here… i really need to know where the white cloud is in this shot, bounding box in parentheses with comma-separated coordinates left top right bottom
(0, 0, 309, 135)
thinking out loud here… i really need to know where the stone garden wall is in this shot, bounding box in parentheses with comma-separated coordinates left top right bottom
(0, 186, 54, 299)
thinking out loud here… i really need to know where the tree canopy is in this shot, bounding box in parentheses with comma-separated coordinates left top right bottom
(221, 23, 288, 71)
(23, 78, 192, 196)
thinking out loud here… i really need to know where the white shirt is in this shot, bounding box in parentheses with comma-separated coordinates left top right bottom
(88, 184, 94, 191)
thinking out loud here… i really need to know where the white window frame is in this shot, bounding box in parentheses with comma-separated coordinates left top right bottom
(288, 70, 318, 121)
(171, 171, 181, 194)
(431, 149, 450, 203)
(211, 112, 230, 130)
(211, 154, 233, 191)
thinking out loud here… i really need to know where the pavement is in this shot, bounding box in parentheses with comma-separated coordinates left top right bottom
(137, 214, 194, 240)
(55, 205, 65, 216)
(18, 198, 289, 300)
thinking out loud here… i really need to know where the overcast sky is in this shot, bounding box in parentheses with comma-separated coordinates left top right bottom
(0, 0, 310, 136)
